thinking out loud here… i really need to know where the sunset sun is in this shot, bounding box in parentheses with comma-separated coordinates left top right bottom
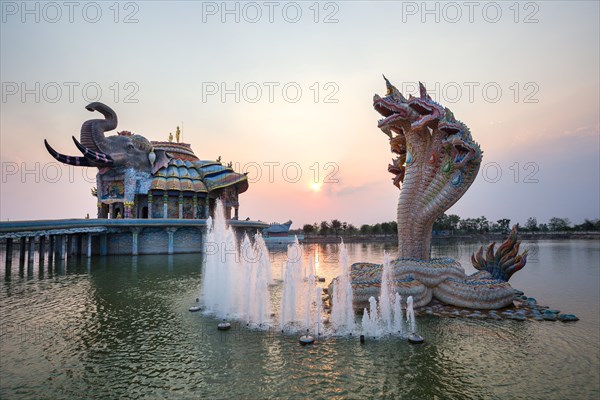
(310, 181, 322, 192)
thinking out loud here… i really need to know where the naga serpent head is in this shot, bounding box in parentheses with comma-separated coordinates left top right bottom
(374, 77, 453, 188)
(373, 76, 481, 189)
(439, 109, 480, 166)
(373, 75, 419, 138)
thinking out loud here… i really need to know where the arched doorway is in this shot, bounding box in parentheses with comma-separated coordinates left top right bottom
(113, 205, 122, 219)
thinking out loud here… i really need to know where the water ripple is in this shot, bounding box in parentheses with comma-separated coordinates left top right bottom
(1, 245, 599, 399)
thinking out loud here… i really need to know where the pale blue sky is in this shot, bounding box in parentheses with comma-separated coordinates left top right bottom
(1, 1, 598, 227)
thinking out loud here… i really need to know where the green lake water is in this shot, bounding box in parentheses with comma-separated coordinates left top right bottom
(1, 240, 598, 399)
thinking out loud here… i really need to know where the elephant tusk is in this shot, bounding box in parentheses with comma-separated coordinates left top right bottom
(148, 149, 156, 166)
(72, 136, 114, 165)
(44, 139, 95, 167)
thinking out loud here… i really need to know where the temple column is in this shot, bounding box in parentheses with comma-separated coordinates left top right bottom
(166, 228, 177, 255)
(5, 238, 13, 266)
(28, 236, 36, 264)
(192, 194, 198, 219)
(131, 228, 141, 256)
(163, 193, 168, 219)
(178, 193, 184, 219)
(86, 234, 92, 258)
(132, 195, 138, 218)
(148, 193, 153, 219)
(233, 190, 239, 220)
(125, 199, 135, 219)
(108, 203, 114, 219)
(204, 201, 210, 219)
(19, 237, 26, 265)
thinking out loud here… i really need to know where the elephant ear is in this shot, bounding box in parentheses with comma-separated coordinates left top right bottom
(152, 150, 171, 174)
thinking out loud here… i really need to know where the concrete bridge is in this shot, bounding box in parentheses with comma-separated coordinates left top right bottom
(1, 219, 269, 266)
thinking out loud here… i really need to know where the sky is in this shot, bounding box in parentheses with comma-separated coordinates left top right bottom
(1, 1, 599, 228)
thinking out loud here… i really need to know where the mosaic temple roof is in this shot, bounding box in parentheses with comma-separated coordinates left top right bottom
(150, 157, 248, 195)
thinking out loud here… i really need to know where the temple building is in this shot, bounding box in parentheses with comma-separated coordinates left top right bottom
(96, 140, 248, 220)
(43, 104, 250, 222)
(36, 104, 265, 256)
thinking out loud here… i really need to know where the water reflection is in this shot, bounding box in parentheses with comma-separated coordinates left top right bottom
(0, 241, 598, 399)
(314, 245, 320, 276)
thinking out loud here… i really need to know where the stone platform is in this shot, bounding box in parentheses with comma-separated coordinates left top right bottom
(413, 294, 579, 322)
(1, 218, 269, 262)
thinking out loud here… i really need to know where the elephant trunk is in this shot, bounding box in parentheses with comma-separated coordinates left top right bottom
(79, 102, 118, 154)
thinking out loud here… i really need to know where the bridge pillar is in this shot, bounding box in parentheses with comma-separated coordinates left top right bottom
(39, 236, 46, 263)
(53, 235, 61, 260)
(28, 236, 36, 264)
(166, 228, 177, 255)
(5, 238, 13, 266)
(99, 234, 108, 256)
(86, 234, 92, 258)
(19, 237, 26, 265)
(168, 254, 173, 272)
(59, 235, 67, 260)
(75, 234, 82, 257)
(48, 236, 55, 264)
(131, 228, 141, 256)
(69, 235, 78, 255)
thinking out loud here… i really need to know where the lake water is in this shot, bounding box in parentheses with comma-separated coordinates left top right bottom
(1, 240, 599, 399)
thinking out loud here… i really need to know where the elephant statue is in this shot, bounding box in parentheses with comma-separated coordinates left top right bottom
(44, 102, 248, 219)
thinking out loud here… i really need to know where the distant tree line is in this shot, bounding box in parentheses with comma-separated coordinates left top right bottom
(429, 214, 599, 234)
(297, 215, 600, 237)
(298, 219, 398, 237)
(520, 216, 600, 232)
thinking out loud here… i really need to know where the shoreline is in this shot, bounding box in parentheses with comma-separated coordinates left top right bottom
(299, 231, 600, 244)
